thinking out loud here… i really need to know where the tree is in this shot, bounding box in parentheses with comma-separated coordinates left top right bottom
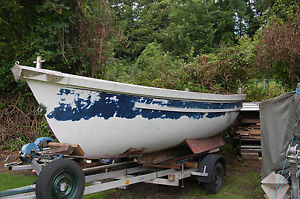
(255, 0, 300, 88)
(0, 0, 80, 94)
(78, 0, 116, 77)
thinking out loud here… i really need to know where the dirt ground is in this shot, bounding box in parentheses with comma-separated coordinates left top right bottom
(0, 150, 19, 172)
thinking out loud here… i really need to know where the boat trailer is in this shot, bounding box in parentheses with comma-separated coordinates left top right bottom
(0, 135, 226, 199)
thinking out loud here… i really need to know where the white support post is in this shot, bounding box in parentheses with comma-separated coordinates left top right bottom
(33, 56, 45, 69)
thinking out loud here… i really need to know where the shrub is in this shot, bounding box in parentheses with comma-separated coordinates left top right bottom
(256, 20, 300, 89)
(0, 92, 54, 151)
(134, 42, 183, 89)
(242, 79, 286, 102)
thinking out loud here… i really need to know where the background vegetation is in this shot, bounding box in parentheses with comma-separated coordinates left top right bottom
(0, 0, 299, 148)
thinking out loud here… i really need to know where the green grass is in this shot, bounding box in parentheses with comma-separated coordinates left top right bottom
(83, 189, 115, 199)
(0, 171, 114, 199)
(0, 170, 263, 199)
(0, 172, 36, 192)
(182, 171, 264, 199)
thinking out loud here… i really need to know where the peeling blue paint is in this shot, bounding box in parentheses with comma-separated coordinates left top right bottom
(47, 88, 239, 121)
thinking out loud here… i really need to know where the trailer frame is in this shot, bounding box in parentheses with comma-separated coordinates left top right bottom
(1, 135, 226, 199)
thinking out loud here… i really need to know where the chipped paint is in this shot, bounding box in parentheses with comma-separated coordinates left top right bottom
(47, 88, 241, 122)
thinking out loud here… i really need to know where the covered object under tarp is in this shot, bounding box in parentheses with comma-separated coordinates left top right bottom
(260, 90, 300, 178)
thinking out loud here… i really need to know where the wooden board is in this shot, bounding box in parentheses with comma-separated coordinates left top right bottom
(241, 148, 261, 153)
(240, 118, 260, 124)
(249, 129, 260, 135)
(237, 130, 250, 136)
(48, 142, 85, 156)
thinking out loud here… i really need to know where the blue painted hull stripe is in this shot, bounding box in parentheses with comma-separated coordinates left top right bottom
(47, 88, 241, 121)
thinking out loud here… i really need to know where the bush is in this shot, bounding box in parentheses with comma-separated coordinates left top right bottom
(256, 20, 300, 89)
(0, 92, 54, 151)
(168, 36, 256, 94)
(134, 42, 183, 89)
(103, 58, 136, 84)
(242, 79, 286, 102)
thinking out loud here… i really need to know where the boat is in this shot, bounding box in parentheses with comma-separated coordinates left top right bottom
(11, 63, 246, 156)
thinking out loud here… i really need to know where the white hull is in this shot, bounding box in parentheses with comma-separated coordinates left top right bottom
(48, 114, 238, 155)
(12, 65, 245, 156)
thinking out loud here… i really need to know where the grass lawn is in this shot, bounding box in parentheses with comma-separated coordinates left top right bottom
(182, 171, 263, 199)
(0, 172, 36, 192)
(0, 171, 112, 199)
(0, 167, 263, 199)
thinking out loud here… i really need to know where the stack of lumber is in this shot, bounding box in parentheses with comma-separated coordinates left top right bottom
(235, 118, 262, 160)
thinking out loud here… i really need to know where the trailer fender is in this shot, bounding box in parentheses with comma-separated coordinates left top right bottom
(196, 154, 226, 183)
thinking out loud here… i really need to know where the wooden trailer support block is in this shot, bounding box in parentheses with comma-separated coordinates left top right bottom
(48, 142, 85, 156)
(137, 134, 224, 169)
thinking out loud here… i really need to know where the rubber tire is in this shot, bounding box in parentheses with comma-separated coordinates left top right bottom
(36, 158, 85, 199)
(203, 162, 224, 194)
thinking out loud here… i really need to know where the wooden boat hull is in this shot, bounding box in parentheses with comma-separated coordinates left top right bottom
(12, 65, 245, 156)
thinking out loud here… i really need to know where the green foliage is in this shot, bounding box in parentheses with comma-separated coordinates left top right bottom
(242, 79, 286, 102)
(168, 36, 256, 94)
(2, 0, 295, 95)
(221, 144, 239, 155)
(255, 0, 299, 89)
(110, 0, 264, 60)
(0, 0, 299, 149)
(260, 0, 299, 24)
(78, 0, 116, 78)
(0, 0, 80, 94)
(134, 42, 183, 88)
(103, 59, 136, 84)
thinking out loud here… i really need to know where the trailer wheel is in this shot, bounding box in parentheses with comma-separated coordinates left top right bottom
(203, 162, 224, 194)
(36, 158, 85, 199)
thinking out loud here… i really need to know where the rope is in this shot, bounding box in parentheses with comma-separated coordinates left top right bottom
(272, 175, 290, 199)
(273, 136, 295, 199)
(296, 137, 300, 146)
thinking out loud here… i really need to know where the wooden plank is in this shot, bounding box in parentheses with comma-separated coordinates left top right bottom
(48, 142, 84, 156)
(237, 127, 249, 131)
(249, 129, 260, 135)
(240, 118, 260, 124)
(249, 124, 260, 129)
(240, 149, 261, 153)
(239, 138, 261, 142)
(50, 145, 74, 154)
(237, 130, 250, 136)
(240, 145, 261, 149)
(142, 163, 181, 169)
(240, 135, 260, 139)
(138, 146, 190, 165)
(184, 161, 198, 169)
(185, 134, 224, 154)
